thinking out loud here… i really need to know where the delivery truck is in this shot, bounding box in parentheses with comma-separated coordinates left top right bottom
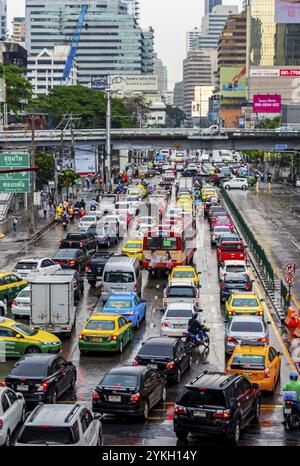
(30, 275, 76, 336)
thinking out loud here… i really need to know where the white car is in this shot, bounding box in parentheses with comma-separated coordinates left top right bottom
(137, 216, 158, 225)
(0, 299, 7, 316)
(0, 387, 26, 446)
(136, 222, 156, 238)
(11, 285, 30, 318)
(161, 302, 198, 337)
(78, 214, 101, 232)
(13, 257, 61, 278)
(219, 260, 249, 281)
(202, 125, 219, 136)
(223, 177, 248, 191)
(114, 202, 136, 217)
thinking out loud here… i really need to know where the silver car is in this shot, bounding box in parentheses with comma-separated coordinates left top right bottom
(225, 316, 269, 354)
(11, 286, 30, 318)
(163, 280, 200, 310)
(161, 302, 198, 337)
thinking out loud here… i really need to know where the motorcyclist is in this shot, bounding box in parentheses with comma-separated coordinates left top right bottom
(68, 206, 75, 222)
(79, 199, 86, 210)
(62, 209, 69, 225)
(187, 313, 205, 342)
(283, 373, 300, 411)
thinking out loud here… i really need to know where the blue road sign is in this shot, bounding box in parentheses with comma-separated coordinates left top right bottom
(276, 144, 288, 150)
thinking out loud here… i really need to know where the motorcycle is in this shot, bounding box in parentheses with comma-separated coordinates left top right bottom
(184, 325, 210, 350)
(62, 217, 69, 231)
(282, 391, 300, 430)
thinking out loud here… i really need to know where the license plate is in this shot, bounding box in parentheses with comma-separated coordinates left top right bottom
(148, 364, 158, 369)
(108, 396, 121, 402)
(193, 410, 206, 418)
(17, 385, 29, 391)
(284, 409, 292, 414)
(92, 337, 102, 342)
(174, 324, 185, 328)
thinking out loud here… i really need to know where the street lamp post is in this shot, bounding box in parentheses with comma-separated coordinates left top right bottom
(106, 82, 112, 192)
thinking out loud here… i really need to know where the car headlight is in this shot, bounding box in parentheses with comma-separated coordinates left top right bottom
(42, 341, 59, 345)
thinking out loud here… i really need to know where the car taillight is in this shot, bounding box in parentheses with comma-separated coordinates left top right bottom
(257, 311, 263, 316)
(12, 300, 17, 307)
(225, 365, 231, 373)
(226, 336, 236, 342)
(245, 283, 251, 291)
(166, 361, 175, 369)
(228, 311, 234, 315)
(214, 409, 231, 419)
(285, 400, 293, 407)
(107, 335, 117, 341)
(132, 360, 140, 366)
(79, 334, 87, 341)
(130, 393, 141, 402)
(0, 419, 4, 429)
(0, 380, 6, 387)
(134, 284, 137, 292)
(37, 380, 51, 392)
(264, 367, 270, 378)
(68, 260, 76, 265)
(163, 298, 167, 306)
(100, 283, 104, 291)
(162, 322, 169, 327)
(174, 405, 186, 415)
(92, 392, 100, 400)
(80, 241, 83, 248)
(220, 282, 225, 290)
(86, 266, 91, 272)
(258, 337, 267, 343)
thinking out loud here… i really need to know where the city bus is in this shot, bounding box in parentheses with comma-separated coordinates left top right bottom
(141, 220, 197, 276)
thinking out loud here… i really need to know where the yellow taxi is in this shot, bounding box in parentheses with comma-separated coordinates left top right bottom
(0, 317, 61, 357)
(136, 183, 147, 198)
(121, 239, 143, 261)
(169, 266, 200, 287)
(177, 194, 193, 203)
(226, 342, 281, 392)
(127, 185, 147, 199)
(225, 292, 264, 319)
(201, 183, 214, 192)
(79, 313, 133, 353)
(176, 198, 193, 208)
(202, 189, 217, 201)
(0, 272, 27, 304)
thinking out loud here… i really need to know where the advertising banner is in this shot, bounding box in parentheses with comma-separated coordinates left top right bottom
(90, 75, 108, 90)
(191, 101, 201, 117)
(220, 67, 247, 98)
(253, 94, 282, 113)
(275, 0, 300, 24)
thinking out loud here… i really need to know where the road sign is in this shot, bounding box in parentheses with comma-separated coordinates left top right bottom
(275, 144, 288, 150)
(0, 152, 30, 193)
(285, 274, 296, 286)
(285, 263, 296, 274)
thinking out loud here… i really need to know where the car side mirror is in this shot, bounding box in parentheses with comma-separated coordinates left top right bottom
(267, 321, 271, 325)
(93, 413, 103, 421)
(17, 393, 23, 400)
(15, 334, 22, 339)
(260, 298, 265, 302)
(160, 308, 165, 313)
(277, 351, 282, 356)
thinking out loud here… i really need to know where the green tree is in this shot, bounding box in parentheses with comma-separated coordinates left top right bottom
(58, 168, 80, 198)
(35, 151, 55, 190)
(0, 64, 32, 115)
(256, 116, 280, 129)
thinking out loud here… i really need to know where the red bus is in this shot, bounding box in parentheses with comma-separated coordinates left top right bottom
(142, 220, 196, 275)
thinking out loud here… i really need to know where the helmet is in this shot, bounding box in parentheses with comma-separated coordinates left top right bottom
(290, 372, 298, 381)
(192, 313, 198, 320)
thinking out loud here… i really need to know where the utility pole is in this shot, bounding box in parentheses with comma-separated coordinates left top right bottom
(29, 115, 36, 235)
(106, 82, 112, 192)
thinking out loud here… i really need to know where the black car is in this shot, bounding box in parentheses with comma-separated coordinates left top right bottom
(173, 371, 261, 444)
(53, 248, 87, 273)
(5, 354, 77, 409)
(86, 251, 114, 287)
(87, 224, 118, 249)
(59, 232, 97, 255)
(133, 337, 192, 383)
(54, 269, 84, 299)
(92, 366, 167, 420)
(182, 169, 197, 177)
(220, 273, 253, 303)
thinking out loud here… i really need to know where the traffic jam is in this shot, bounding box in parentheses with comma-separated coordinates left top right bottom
(0, 149, 299, 447)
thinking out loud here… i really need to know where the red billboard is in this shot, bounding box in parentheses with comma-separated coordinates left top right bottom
(253, 94, 282, 113)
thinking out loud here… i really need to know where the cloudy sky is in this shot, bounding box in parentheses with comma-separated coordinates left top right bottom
(8, 0, 242, 89)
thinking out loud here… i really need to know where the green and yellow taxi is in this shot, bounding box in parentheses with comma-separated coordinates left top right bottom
(0, 317, 61, 358)
(79, 313, 133, 354)
(225, 292, 264, 319)
(0, 272, 27, 304)
(121, 239, 143, 261)
(169, 265, 200, 287)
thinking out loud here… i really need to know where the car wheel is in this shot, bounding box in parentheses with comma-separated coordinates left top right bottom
(225, 185, 230, 190)
(25, 346, 41, 354)
(161, 385, 167, 402)
(70, 374, 76, 390)
(253, 398, 261, 422)
(175, 430, 188, 441)
(242, 185, 247, 191)
(142, 402, 149, 420)
(119, 339, 123, 353)
(4, 430, 10, 447)
(231, 420, 241, 445)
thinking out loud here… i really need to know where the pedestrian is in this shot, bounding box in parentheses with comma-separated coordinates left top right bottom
(42, 200, 48, 220)
(86, 177, 90, 189)
(13, 217, 18, 233)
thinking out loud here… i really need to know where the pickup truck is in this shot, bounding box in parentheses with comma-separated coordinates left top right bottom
(59, 232, 97, 255)
(85, 251, 114, 287)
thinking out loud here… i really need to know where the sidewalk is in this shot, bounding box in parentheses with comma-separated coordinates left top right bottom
(0, 214, 54, 244)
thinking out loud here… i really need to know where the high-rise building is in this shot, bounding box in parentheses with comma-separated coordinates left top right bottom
(205, 0, 222, 16)
(122, 0, 139, 19)
(192, 5, 238, 50)
(174, 81, 184, 111)
(25, 0, 154, 87)
(218, 12, 247, 69)
(0, 42, 27, 68)
(183, 49, 217, 123)
(11, 17, 26, 45)
(0, 0, 7, 41)
(186, 27, 201, 53)
(153, 57, 168, 93)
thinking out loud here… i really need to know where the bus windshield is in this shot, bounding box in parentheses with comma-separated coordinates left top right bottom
(145, 237, 178, 251)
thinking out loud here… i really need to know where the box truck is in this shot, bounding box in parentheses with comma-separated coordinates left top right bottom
(30, 275, 76, 336)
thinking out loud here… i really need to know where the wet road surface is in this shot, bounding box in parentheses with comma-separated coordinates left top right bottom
(0, 187, 299, 446)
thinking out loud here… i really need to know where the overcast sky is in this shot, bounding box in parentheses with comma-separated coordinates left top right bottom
(8, 0, 242, 89)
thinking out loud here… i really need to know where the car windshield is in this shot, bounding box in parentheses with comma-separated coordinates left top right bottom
(18, 427, 73, 445)
(100, 374, 138, 388)
(86, 320, 115, 331)
(10, 363, 48, 377)
(103, 272, 134, 283)
(55, 250, 76, 259)
(172, 271, 195, 278)
(226, 265, 246, 273)
(232, 355, 265, 366)
(81, 217, 96, 222)
(18, 288, 30, 299)
(106, 300, 132, 309)
(146, 237, 178, 251)
(232, 298, 259, 307)
(15, 262, 38, 270)
(221, 243, 243, 251)
(231, 321, 263, 332)
(166, 309, 193, 318)
(12, 323, 38, 336)
(65, 234, 84, 240)
(138, 343, 173, 357)
(179, 388, 227, 407)
(125, 243, 141, 249)
(167, 287, 196, 298)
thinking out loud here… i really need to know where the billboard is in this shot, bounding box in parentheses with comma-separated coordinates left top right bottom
(250, 68, 300, 77)
(90, 75, 108, 90)
(275, 0, 300, 24)
(191, 101, 201, 117)
(220, 67, 247, 98)
(253, 94, 282, 113)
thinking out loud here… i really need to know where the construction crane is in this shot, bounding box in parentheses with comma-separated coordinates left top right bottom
(60, 4, 88, 86)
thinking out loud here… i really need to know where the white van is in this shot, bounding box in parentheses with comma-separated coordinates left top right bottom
(101, 257, 142, 303)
